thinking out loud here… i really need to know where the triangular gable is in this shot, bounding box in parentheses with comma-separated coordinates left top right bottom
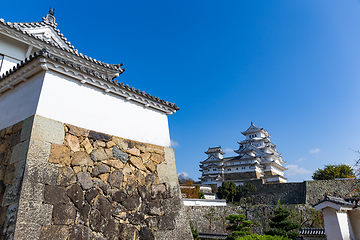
(241, 122, 263, 134)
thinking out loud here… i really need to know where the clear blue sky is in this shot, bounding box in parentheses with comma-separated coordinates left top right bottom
(2, 1, 360, 182)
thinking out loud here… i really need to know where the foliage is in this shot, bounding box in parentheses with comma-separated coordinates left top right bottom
(235, 183, 257, 201)
(198, 191, 205, 199)
(190, 222, 199, 240)
(312, 164, 355, 180)
(288, 205, 324, 228)
(225, 214, 254, 240)
(264, 202, 300, 238)
(178, 176, 202, 198)
(234, 235, 289, 240)
(217, 181, 237, 202)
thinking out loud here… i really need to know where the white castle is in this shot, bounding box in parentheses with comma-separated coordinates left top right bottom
(200, 122, 287, 187)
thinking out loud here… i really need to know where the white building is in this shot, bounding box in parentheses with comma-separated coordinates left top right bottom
(199, 122, 287, 187)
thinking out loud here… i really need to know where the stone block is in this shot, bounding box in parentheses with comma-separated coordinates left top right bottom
(77, 172, 93, 190)
(20, 115, 35, 142)
(121, 191, 141, 211)
(89, 131, 111, 142)
(10, 140, 29, 164)
(16, 201, 53, 226)
(103, 218, 119, 240)
(151, 153, 164, 164)
(69, 224, 94, 240)
(108, 170, 124, 189)
(4, 164, 15, 186)
(18, 180, 44, 202)
(127, 147, 141, 156)
(80, 138, 94, 154)
(90, 148, 108, 162)
(89, 209, 106, 232)
(139, 226, 155, 240)
(85, 188, 99, 204)
(44, 185, 67, 204)
(26, 139, 51, 165)
(66, 134, 81, 152)
(2, 179, 22, 206)
(94, 195, 114, 219)
(112, 136, 128, 151)
(66, 184, 84, 209)
(40, 225, 69, 240)
(113, 146, 128, 164)
(66, 124, 90, 137)
(92, 163, 110, 177)
(71, 151, 94, 167)
(129, 156, 146, 171)
(106, 141, 116, 148)
(53, 204, 76, 225)
(0, 139, 8, 154)
(31, 115, 65, 145)
(119, 223, 139, 240)
(103, 159, 124, 170)
(125, 176, 138, 195)
(12, 121, 23, 134)
(49, 144, 71, 166)
(24, 161, 58, 185)
(128, 212, 145, 225)
(151, 184, 167, 199)
(158, 213, 176, 230)
(9, 130, 21, 147)
(157, 148, 179, 189)
(93, 140, 106, 148)
(13, 222, 42, 240)
(57, 166, 77, 186)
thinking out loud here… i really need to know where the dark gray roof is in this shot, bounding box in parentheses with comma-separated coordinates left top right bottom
(299, 228, 325, 236)
(205, 147, 225, 154)
(0, 49, 179, 111)
(313, 195, 354, 208)
(0, 11, 123, 73)
(198, 233, 228, 239)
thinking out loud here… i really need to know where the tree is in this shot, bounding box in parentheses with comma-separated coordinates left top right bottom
(198, 191, 205, 199)
(217, 181, 237, 202)
(203, 207, 219, 232)
(264, 202, 300, 238)
(190, 222, 199, 240)
(225, 214, 254, 240)
(235, 183, 257, 218)
(178, 176, 202, 198)
(312, 164, 355, 180)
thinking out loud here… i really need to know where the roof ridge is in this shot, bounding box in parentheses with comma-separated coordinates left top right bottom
(0, 49, 179, 111)
(0, 15, 124, 73)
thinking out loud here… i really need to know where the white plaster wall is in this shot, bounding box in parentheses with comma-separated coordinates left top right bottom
(35, 71, 171, 147)
(323, 208, 347, 240)
(183, 199, 226, 206)
(349, 210, 360, 240)
(0, 34, 28, 60)
(0, 56, 20, 75)
(0, 72, 45, 130)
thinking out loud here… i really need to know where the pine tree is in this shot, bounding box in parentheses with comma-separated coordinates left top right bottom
(226, 214, 254, 240)
(265, 203, 300, 238)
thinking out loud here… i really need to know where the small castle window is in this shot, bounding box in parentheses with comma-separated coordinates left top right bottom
(236, 168, 238, 170)
(213, 169, 217, 171)
(242, 167, 245, 169)
(227, 168, 231, 171)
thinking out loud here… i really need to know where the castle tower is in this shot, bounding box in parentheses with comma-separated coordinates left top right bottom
(200, 123, 287, 187)
(0, 10, 192, 240)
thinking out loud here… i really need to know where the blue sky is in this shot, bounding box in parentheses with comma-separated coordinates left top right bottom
(2, 1, 360, 182)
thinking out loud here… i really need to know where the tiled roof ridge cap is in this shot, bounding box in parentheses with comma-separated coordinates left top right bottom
(0, 18, 124, 73)
(0, 49, 179, 111)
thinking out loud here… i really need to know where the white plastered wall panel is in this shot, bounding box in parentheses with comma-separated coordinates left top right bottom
(1, 56, 20, 75)
(35, 70, 171, 147)
(0, 71, 45, 130)
(0, 34, 28, 60)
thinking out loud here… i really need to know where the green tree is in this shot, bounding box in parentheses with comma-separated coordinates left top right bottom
(312, 164, 355, 180)
(226, 214, 254, 240)
(235, 183, 257, 218)
(235, 235, 289, 240)
(198, 191, 205, 199)
(264, 202, 300, 238)
(190, 222, 199, 240)
(217, 181, 237, 202)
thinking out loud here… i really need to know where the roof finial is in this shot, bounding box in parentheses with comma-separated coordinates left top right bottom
(251, 121, 253, 125)
(42, 7, 57, 27)
(49, 8, 55, 16)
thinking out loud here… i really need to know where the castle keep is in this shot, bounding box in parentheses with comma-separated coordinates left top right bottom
(200, 122, 287, 187)
(0, 10, 192, 240)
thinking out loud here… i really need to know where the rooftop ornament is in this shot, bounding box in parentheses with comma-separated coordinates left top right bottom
(42, 8, 57, 27)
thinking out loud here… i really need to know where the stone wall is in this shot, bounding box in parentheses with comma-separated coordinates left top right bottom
(185, 204, 321, 235)
(0, 119, 29, 240)
(224, 171, 260, 181)
(1, 115, 192, 240)
(305, 179, 360, 205)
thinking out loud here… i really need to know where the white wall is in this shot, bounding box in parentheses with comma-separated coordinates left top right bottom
(0, 72, 45, 130)
(35, 70, 171, 147)
(0, 56, 20, 75)
(183, 199, 226, 206)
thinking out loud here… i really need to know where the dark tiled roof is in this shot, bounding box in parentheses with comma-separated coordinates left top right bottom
(0, 49, 179, 111)
(313, 195, 354, 208)
(198, 233, 228, 239)
(205, 147, 225, 154)
(0, 14, 123, 73)
(299, 228, 325, 236)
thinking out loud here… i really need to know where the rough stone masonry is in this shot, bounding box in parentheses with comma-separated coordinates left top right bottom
(0, 115, 192, 240)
